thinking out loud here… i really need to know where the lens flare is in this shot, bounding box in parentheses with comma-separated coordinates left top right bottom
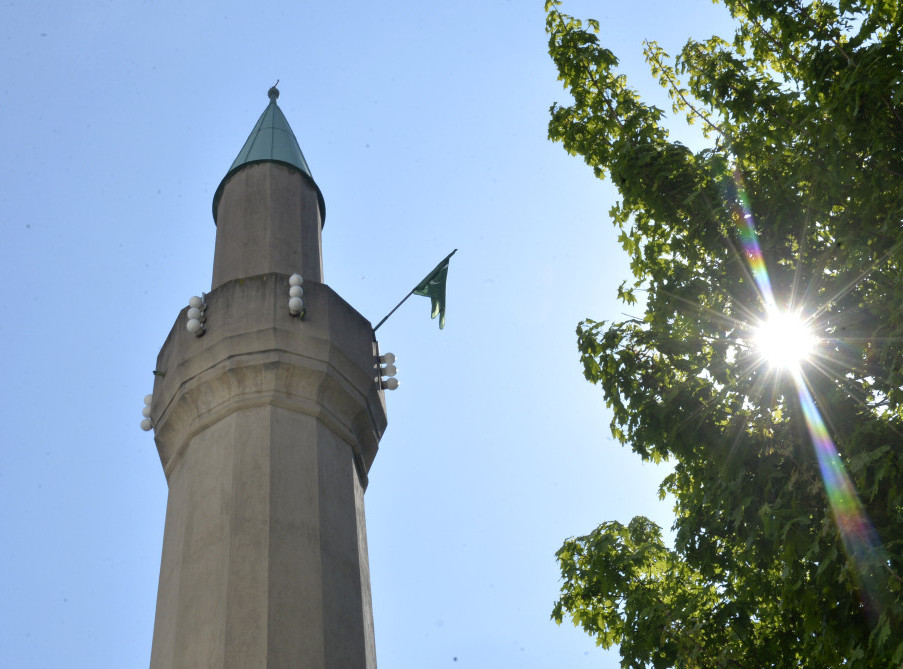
(733, 171, 774, 310)
(754, 310, 816, 370)
(730, 168, 887, 618)
(792, 368, 887, 619)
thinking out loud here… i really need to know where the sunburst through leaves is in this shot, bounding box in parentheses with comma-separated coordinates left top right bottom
(731, 169, 889, 619)
(753, 309, 816, 370)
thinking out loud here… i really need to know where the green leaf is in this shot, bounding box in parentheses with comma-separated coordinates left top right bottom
(546, 0, 903, 664)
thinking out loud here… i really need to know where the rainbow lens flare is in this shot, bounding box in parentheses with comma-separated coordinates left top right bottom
(730, 168, 887, 618)
(733, 173, 775, 310)
(792, 367, 886, 615)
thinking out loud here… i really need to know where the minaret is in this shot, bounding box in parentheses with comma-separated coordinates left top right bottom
(146, 86, 387, 668)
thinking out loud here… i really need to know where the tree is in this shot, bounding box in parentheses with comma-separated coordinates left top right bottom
(545, 1, 903, 665)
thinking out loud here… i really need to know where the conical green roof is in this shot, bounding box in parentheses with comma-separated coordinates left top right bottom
(212, 86, 325, 224)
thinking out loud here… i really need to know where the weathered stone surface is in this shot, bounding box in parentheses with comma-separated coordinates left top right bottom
(148, 273, 385, 669)
(213, 162, 324, 289)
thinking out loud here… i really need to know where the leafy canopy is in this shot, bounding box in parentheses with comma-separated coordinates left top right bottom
(546, 0, 903, 665)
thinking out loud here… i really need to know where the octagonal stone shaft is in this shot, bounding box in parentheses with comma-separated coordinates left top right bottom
(148, 275, 386, 669)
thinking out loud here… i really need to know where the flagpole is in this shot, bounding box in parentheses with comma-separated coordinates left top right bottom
(372, 249, 457, 333)
(373, 288, 417, 332)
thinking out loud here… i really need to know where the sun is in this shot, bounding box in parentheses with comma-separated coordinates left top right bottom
(753, 309, 816, 370)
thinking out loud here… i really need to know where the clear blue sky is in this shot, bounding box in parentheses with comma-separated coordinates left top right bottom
(0, 1, 737, 666)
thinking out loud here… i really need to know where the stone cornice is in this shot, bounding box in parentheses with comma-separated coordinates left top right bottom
(150, 274, 387, 487)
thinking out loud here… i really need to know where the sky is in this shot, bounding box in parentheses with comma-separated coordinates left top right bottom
(0, 1, 738, 666)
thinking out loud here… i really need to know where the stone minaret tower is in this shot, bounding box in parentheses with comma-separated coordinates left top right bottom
(146, 86, 387, 668)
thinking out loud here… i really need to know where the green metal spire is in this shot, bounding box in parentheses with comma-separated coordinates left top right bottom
(212, 85, 325, 224)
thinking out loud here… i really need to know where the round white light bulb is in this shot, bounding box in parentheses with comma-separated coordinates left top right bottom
(189, 296, 203, 308)
(140, 418, 153, 431)
(289, 274, 303, 287)
(187, 307, 202, 320)
(380, 352, 396, 365)
(289, 285, 304, 298)
(381, 363, 397, 377)
(144, 394, 153, 406)
(187, 318, 202, 334)
(289, 297, 304, 314)
(383, 377, 399, 391)
(142, 406, 151, 418)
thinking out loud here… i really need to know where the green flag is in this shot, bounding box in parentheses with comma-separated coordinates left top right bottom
(413, 249, 457, 329)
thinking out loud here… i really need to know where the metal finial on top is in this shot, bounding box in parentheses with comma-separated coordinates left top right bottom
(268, 80, 280, 102)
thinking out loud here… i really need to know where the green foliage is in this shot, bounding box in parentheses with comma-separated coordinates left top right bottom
(546, 0, 903, 665)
